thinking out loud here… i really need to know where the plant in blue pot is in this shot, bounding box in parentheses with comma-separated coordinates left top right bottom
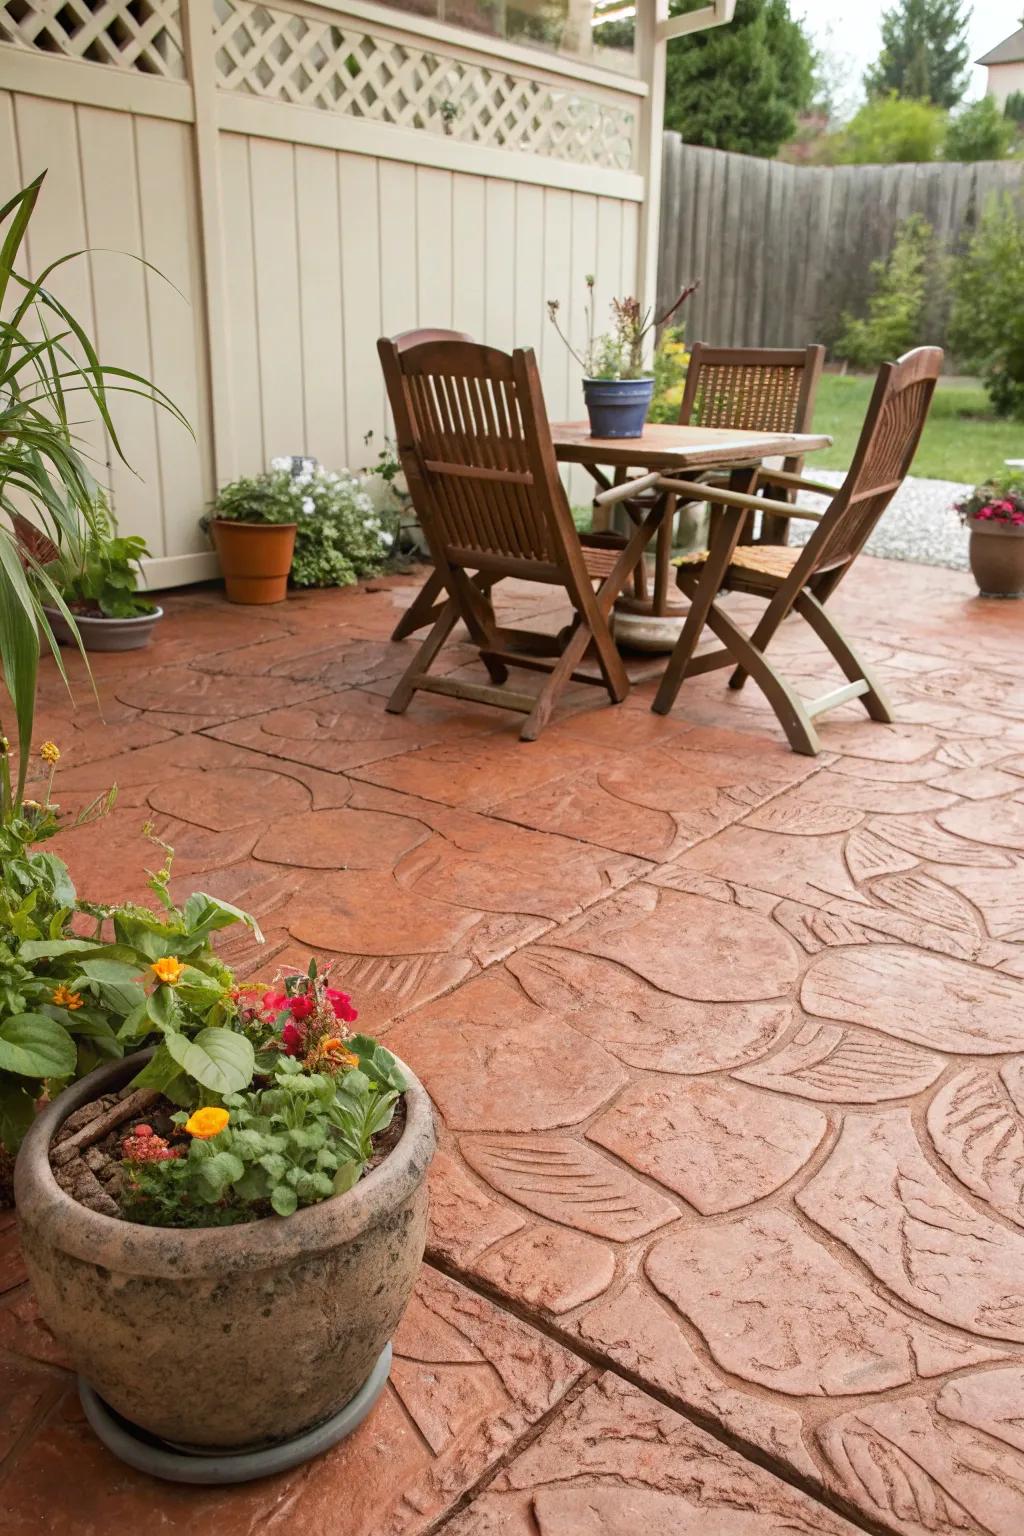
(547, 276, 699, 439)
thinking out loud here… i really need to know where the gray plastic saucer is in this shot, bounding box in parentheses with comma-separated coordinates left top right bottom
(78, 1344, 391, 1485)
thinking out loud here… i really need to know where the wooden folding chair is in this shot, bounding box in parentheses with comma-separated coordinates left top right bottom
(650, 347, 943, 755)
(379, 335, 666, 741)
(680, 342, 825, 545)
(388, 328, 475, 643)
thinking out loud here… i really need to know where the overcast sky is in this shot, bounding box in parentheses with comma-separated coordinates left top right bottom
(798, 0, 1023, 116)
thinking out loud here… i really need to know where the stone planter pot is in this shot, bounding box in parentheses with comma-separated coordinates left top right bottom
(43, 605, 163, 652)
(582, 376, 655, 439)
(14, 1049, 435, 1455)
(211, 519, 297, 604)
(967, 518, 1024, 598)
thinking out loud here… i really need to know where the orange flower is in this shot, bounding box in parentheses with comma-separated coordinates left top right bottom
(184, 1107, 229, 1139)
(151, 956, 185, 986)
(52, 984, 83, 1011)
(320, 1038, 359, 1070)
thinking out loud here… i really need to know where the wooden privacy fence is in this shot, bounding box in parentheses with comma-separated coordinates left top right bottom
(0, 0, 650, 586)
(656, 134, 1024, 354)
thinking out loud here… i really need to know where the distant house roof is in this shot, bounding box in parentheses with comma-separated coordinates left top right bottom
(978, 27, 1024, 67)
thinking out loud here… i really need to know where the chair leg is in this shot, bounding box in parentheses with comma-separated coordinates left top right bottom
(386, 597, 462, 716)
(728, 586, 797, 692)
(520, 621, 596, 742)
(652, 506, 747, 716)
(795, 590, 894, 723)
(390, 569, 447, 641)
(702, 601, 822, 756)
(449, 568, 508, 686)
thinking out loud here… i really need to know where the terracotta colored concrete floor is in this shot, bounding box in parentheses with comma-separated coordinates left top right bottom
(3, 557, 1024, 1535)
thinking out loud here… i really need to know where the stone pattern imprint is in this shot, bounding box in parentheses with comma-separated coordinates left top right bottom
(6, 563, 1024, 1534)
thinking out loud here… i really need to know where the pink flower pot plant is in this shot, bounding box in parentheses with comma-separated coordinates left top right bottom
(955, 473, 1024, 598)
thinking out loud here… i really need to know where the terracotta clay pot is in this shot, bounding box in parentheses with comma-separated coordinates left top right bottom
(968, 519, 1024, 598)
(211, 519, 297, 604)
(14, 1050, 435, 1451)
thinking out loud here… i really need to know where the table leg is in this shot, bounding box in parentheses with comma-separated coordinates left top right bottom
(651, 491, 677, 616)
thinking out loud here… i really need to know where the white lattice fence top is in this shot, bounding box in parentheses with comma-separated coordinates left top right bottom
(0, 0, 185, 76)
(212, 0, 636, 171)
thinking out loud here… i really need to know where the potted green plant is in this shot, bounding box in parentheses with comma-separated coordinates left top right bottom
(955, 473, 1024, 598)
(15, 884, 435, 1481)
(40, 494, 163, 651)
(546, 276, 698, 438)
(206, 460, 396, 603)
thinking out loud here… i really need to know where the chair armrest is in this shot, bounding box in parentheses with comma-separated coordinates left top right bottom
(656, 476, 825, 523)
(593, 471, 662, 507)
(754, 467, 839, 497)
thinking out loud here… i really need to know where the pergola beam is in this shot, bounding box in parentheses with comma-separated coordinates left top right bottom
(657, 0, 737, 43)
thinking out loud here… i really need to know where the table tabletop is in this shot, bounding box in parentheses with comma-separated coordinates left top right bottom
(549, 420, 832, 472)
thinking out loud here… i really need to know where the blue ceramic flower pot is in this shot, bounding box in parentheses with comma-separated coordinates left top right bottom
(583, 376, 655, 439)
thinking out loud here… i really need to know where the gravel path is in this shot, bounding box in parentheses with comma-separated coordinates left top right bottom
(792, 471, 970, 570)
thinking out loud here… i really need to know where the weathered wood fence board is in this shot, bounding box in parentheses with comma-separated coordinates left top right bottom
(657, 135, 1024, 352)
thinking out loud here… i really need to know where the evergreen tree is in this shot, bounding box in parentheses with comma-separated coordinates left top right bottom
(865, 0, 970, 110)
(663, 0, 815, 158)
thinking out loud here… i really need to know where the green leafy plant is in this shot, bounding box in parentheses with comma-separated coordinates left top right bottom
(648, 325, 691, 425)
(836, 214, 936, 369)
(0, 174, 189, 806)
(43, 493, 155, 619)
(546, 277, 698, 381)
(825, 94, 946, 165)
(865, 0, 970, 111)
(944, 95, 1015, 162)
(206, 463, 395, 588)
(950, 194, 1024, 419)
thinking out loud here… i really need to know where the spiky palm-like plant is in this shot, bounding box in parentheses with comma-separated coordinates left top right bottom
(0, 172, 189, 818)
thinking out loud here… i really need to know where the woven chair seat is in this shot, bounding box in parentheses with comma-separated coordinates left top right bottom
(673, 543, 802, 583)
(581, 544, 628, 580)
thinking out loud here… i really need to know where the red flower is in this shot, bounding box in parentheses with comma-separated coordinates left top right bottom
(262, 990, 289, 1017)
(288, 993, 315, 1021)
(281, 1021, 304, 1057)
(327, 988, 358, 1023)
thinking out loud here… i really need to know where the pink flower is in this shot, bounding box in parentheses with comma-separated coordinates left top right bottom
(327, 988, 358, 1024)
(262, 990, 289, 1017)
(281, 1021, 305, 1057)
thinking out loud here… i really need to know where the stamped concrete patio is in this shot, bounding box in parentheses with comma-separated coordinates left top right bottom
(3, 555, 1024, 1535)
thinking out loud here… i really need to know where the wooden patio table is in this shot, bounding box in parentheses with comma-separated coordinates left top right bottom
(550, 421, 833, 650)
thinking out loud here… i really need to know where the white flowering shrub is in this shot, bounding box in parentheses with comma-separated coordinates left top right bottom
(208, 462, 395, 589)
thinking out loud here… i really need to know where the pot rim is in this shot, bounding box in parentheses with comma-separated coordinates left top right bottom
(582, 375, 655, 387)
(42, 605, 164, 625)
(966, 517, 1024, 537)
(210, 518, 299, 531)
(14, 1048, 436, 1277)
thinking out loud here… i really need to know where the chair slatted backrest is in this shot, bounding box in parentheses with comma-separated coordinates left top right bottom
(379, 335, 578, 577)
(680, 343, 825, 437)
(792, 347, 943, 586)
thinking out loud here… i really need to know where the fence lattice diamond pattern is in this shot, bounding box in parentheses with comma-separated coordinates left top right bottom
(212, 0, 636, 170)
(0, 0, 185, 77)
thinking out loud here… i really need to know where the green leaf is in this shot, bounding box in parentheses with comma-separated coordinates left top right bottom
(16, 937, 99, 962)
(77, 956, 142, 986)
(145, 985, 177, 1028)
(0, 1076, 37, 1152)
(197, 1150, 244, 1198)
(0, 1014, 76, 1078)
(332, 1160, 363, 1195)
(128, 1042, 180, 1093)
(270, 1184, 298, 1217)
(164, 1027, 254, 1096)
(181, 892, 264, 944)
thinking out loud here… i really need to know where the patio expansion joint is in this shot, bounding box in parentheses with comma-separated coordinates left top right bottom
(419, 1256, 892, 1536)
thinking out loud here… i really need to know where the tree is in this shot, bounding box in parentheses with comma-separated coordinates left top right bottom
(945, 96, 1016, 162)
(865, 0, 970, 110)
(835, 215, 935, 367)
(950, 195, 1024, 419)
(825, 94, 946, 164)
(662, 0, 815, 158)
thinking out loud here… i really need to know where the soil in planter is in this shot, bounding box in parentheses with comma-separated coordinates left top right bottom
(50, 1084, 406, 1227)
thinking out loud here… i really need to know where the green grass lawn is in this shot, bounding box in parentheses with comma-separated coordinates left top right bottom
(812, 373, 1022, 485)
